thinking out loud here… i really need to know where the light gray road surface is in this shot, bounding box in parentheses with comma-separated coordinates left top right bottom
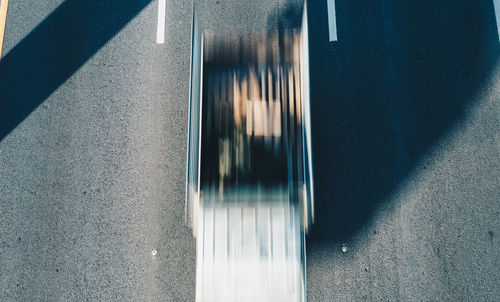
(0, 0, 499, 301)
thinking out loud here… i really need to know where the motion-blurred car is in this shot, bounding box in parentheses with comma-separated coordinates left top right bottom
(185, 3, 313, 301)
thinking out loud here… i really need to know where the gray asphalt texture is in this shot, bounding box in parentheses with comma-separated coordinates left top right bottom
(0, 0, 499, 301)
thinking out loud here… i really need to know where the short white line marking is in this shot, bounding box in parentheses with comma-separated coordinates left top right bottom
(494, 0, 500, 41)
(327, 0, 337, 42)
(156, 0, 166, 44)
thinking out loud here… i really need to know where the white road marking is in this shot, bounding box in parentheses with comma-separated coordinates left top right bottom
(327, 0, 337, 42)
(156, 0, 166, 44)
(494, 0, 500, 41)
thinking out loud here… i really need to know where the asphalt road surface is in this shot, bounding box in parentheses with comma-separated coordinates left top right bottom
(0, 0, 499, 301)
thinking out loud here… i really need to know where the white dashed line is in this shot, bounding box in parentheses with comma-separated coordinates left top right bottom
(327, 0, 337, 42)
(494, 0, 500, 41)
(156, 0, 166, 44)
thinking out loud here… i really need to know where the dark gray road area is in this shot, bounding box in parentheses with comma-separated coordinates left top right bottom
(0, 0, 499, 301)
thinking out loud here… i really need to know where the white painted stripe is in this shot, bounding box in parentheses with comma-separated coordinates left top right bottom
(156, 0, 166, 44)
(327, 0, 337, 42)
(494, 0, 500, 41)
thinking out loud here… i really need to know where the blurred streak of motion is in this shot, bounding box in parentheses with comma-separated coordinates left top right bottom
(186, 2, 313, 301)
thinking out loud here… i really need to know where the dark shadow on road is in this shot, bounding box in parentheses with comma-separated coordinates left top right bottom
(306, 0, 499, 247)
(0, 0, 153, 141)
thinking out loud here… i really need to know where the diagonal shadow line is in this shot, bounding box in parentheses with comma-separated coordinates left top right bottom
(0, 0, 153, 141)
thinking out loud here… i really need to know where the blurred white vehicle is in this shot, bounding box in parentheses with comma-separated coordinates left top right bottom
(185, 3, 313, 301)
